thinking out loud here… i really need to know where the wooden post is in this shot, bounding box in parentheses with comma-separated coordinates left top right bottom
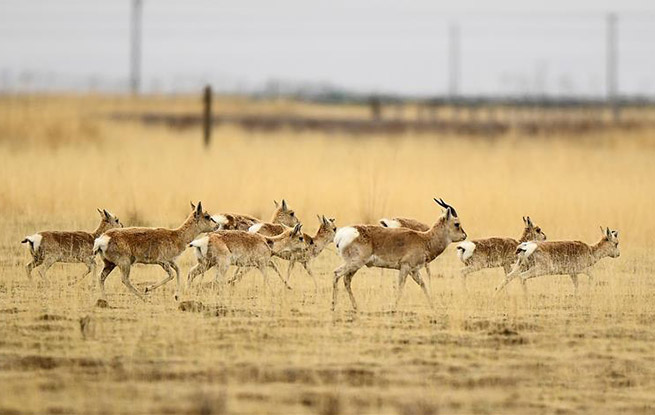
(370, 96, 381, 121)
(203, 85, 212, 147)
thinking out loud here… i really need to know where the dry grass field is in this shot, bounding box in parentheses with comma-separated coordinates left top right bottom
(1, 95, 654, 414)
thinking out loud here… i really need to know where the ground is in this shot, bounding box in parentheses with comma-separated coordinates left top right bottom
(0, 96, 654, 414)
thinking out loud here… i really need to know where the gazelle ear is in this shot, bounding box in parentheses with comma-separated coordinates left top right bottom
(190, 201, 196, 211)
(273, 200, 279, 208)
(445, 208, 452, 221)
(613, 230, 619, 238)
(98, 208, 104, 217)
(526, 216, 533, 227)
(600, 225, 605, 235)
(317, 214, 323, 224)
(281, 199, 288, 211)
(196, 201, 203, 215)
(103, 209, 111, 219)
(292, 223, 302, 235)
(322, 215, 328, 225)
(606, 227, 611, 238)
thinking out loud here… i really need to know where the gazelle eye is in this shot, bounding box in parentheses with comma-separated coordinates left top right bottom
(454, 223, 460, 228)
(290, 212, 295, 217)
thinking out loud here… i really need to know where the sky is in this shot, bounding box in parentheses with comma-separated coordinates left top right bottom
(1, 0, 654, 96)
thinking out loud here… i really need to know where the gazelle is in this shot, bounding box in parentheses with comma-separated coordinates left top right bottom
(495, 227, 619, 295)
(333, 198, 467, 311)
(93, 202, 217, 302)
(211, 199, 299, 230)
(249, 215, 337, 292)
(456, 216, 547, 291)
(187, 224, 305, 289)
(379, 216, 434, 281)
(21, 209, 123, 283)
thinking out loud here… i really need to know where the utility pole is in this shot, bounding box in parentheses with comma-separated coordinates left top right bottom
(606, 12, 619, 122)
(448, 22, 460, 98)
(130, 0, 143, 95)
(203, 85, 213, 148)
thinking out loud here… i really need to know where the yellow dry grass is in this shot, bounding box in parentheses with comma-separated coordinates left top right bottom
(0, 95, 654, 414)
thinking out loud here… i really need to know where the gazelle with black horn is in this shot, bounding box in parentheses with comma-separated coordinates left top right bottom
(332, 198, 467, 311)
(379, 216, 434, 282)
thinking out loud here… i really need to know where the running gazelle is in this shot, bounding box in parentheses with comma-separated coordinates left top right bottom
(187, 224, 306, 289)
(93, 202, 217, 302)
(456, 216, 546, 291)
(211, 199, 299, 230)
(333, 198, 467, 311)
(249, 215, 337, 292)
(22, 209, 123, 283)
(495, 227, 619, 295)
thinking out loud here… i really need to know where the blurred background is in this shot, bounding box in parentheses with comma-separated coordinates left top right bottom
(1, 0, 654, 231)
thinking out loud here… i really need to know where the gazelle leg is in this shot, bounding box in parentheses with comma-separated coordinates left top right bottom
(570, 274, 579, 296)
(332, 272, 343, 311)
(213, 262, 229, 289)
(393, 266, 410, 310)
(69, 260, 96, 287)
(118, 264, 145, 301)
(302, 262, 319, 294)
(410, 269, 434, 309)
(145, 263, 176, 294)
(269, 261, 291, 289)
(343, 272, 358, 311)
(257, 263, 272, 290)
(170, 261, 182, 301)
(286, 260, 296, 282)
(460, 264, 482, 293)
(39, 257, 56, 280)
(187, 263, 208, 287)
(332, 261, 363, 311)
(424, 264, 432, 285)
(520, 279, 528, 297)
(227, 267, 247, 285)
(494, 274, 517, 296)
(98, 260, 116, 300)
(25, 256, 42, 280)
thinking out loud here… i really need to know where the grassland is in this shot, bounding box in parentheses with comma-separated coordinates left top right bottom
(0, 95, 654, 414)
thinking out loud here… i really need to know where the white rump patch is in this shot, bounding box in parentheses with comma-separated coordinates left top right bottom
(211, 214, 229, 229)
(380, 218, 401, 228)
(516, 241, 538, 259)
(456, 241, 476, 262)
(334, 227, 360, 253)
(248, 223, 264, 233)
(24, 233, 43, 252)
(93, 234, 111, 255)
(189, 236, 209, 259)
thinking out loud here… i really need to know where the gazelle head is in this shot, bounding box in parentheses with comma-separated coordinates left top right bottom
(97, 208, 123, 228)
(434, 198, 467, 242)
(272, 199, 300, 227)
(269, 223, 305, 254)
(522, 216, 547, 241)
(317, 215, 337, 238)
(600, 226, 620, 258)
(189, 201, 218, 233)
